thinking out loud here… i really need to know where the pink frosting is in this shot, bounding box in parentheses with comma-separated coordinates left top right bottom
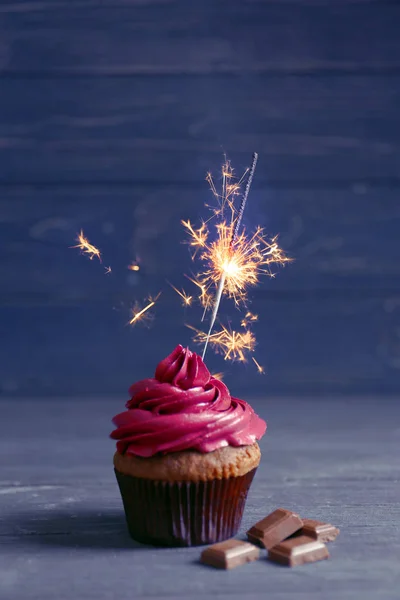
(110, 345, 266, 457)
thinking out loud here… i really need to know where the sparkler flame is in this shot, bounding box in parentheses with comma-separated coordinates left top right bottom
(198, 224, 290, 305)
(72, 230, 102, 262)
(182, 154, 291, 367)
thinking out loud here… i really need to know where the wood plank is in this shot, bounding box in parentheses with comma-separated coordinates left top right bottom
(0, 288, 399, 397)
(1, 75, 400, 185)
(1, 184, 399, 303)
(1, 1, 400, 75)
(0, 397, 399, 599)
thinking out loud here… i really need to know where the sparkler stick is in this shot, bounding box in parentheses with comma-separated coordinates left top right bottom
(201, 273, 226, 358)
(201, 300, 209, 322)
(231, 152, 258, 243)
(202, 152, 258, 360)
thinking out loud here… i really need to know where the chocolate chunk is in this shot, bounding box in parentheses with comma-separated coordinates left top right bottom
(269, 535, 329, 567)
(246, 508, 303, 549)
(200, 539, 260, 570)
(299, 519, 340, 542)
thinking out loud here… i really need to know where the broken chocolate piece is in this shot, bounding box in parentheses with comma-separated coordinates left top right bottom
(269, 535, 329, 567)
(246, 508, 303, 549)
(200, 539, 260, 570)
(299, 519, 340, 542)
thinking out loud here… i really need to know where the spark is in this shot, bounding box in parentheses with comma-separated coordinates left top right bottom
(241, 311, 258, 328)
(206, 171, 219, 201)
(185, 275, 212, 309)
(169, 283, 193, 307)
(72, 230, 101, 262)
(206, 159, 249, 218)
(190, 323, 264, 372)
(212, 372, 224, 381)
(252, 357, 265, 374)
(104, 266, 112, 275)
(129, 292, 161, 326)
(189, 324, 256, 363)
(181, 220, 208, 258)
(128, 263, 140, 272)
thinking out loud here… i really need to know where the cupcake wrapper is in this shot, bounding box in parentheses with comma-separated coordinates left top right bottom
(115, 467, 257, 547)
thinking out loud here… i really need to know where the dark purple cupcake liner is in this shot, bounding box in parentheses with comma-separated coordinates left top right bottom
(115, 467, 257, 547)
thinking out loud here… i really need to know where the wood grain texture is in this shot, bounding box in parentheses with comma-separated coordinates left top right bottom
(0, 182, 400, 304)
(1, 182, 399, 396)
(1, 1, 400, 75)
(1, 0, 399, 395)
(1, 75, 400, 185)
(0, 397, 399, 599)
(1, 184, 399, 302)
(1, 289, 399, 397)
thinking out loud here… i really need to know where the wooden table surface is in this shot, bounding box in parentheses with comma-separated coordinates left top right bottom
(1, 396, 399, 600)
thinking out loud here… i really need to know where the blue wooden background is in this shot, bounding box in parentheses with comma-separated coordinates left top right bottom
(1, 0, 400, 398)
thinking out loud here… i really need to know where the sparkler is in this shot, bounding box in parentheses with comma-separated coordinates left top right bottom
(182, 153, 291, 369)
(104, 266, 112, 275)
(202, 152, 258, 359)
(72, 230, 101, 262)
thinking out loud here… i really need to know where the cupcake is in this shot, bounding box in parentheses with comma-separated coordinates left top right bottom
(110, 344, 266, 547)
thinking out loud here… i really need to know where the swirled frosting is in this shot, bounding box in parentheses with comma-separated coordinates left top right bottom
(111, 345, 266, 457)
